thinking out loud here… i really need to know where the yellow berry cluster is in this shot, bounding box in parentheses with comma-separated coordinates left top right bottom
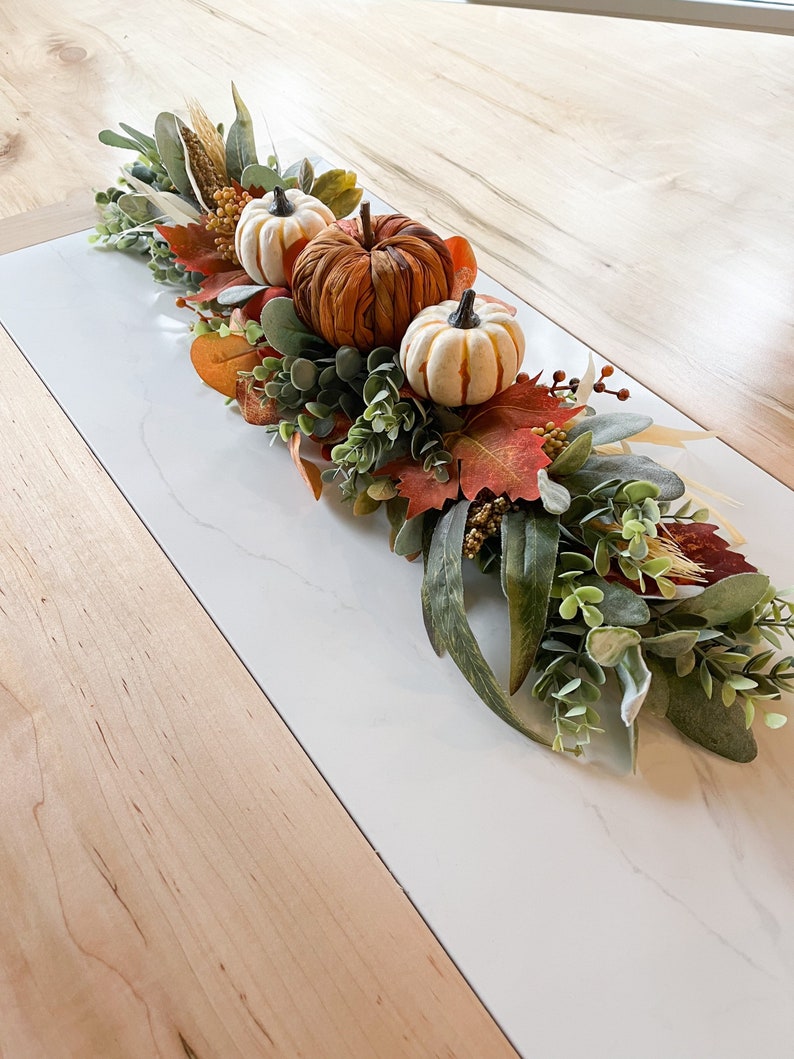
(463, 494, 516, 559)
(531, 421, 569, 459)
(206, 186, 253, 263)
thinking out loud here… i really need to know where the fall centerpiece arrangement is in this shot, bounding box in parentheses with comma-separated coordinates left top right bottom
(92, 86, 793, 766)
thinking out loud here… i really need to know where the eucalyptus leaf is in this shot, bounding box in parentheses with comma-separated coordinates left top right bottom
(284, 157, 315, 194)
(226, 82, 258, 183)
(673, 573, 770, 626)
(549, 431, 592, 476)
(217, 284, 267, 307)
(537, 468, 571, 514)
(261, 297, 323, 357)
(116, 193, 159, 224)
(154, 112, 192, 197)
(385, 496, 409, 551)
(500, 508, 559, 695)
(615, 644, 652, 725)
(581, 576, 650, 626)
(564, 455, 686, 500)
(643, 629, 700, 658)
(367, 478, 398, 502)
(567, 412, 654, 445)
(586, 626, 641, 667)
(643, 656, 671, 718)
(240, 164, 282, 192)
(394, 513, 425, 557)
(426, 502, 552, 748)
(664, 663, 758, 762)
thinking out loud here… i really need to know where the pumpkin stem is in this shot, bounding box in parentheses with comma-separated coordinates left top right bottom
(269, 185, 295, 217)
(360, 201, 374, 250)
(447, 288, 480, 330)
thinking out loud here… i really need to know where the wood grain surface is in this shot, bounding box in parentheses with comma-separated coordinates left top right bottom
(0, 1, 792, 1054)
(0, 323, 518, 1056)
(1, 0, 792, 482)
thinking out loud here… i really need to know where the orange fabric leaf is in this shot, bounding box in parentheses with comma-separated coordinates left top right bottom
(445, 235, 477, 276)
(446, 235, 478, 300)
(156, 221, 238, 276)
(288, 432, 323, 500)
(377, 459, 460, 520)
(377, 380, 577, 516)
(236, 378, 281, 425)
(190, 333, 261, 398)
(186, 269, 251, 303)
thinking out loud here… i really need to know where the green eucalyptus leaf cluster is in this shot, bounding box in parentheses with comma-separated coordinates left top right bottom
(418, 456, 791, 764)
(329, 353, 413, 481)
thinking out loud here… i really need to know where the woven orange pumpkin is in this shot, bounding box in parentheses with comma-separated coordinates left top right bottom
(290, 203, 455, 353)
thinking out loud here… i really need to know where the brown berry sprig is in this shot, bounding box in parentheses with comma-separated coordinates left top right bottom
(550, 365, 630, 402)
(205, 186, 253, 264)
(463, 493, 518, 559)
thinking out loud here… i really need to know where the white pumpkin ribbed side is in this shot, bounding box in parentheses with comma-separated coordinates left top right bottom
(235, 189, 335, 286)
(399, 297, 525, 406)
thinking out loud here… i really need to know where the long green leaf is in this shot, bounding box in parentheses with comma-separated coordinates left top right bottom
(226, 82, 258, 183)
(500, 508, 559, 694)
(154, 112, 192, 197)
(119, 122, 157, 153)
(421, 515, 444, 656)
(426, 502, 552, 748)
(98, 129, 141, 152)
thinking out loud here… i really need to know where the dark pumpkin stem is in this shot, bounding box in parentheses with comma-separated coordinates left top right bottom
(360, 201, 374, 250)
(269, 185, 295, 217)
(448, 289, 480, 329)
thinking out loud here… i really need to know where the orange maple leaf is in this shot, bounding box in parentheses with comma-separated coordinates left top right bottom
(380, 381, 580, 517)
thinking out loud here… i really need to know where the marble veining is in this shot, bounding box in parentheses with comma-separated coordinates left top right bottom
(1, 197, 793, 1057)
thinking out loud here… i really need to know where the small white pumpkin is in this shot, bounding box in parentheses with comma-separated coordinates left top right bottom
(399, 289, 525, 406)
(235, 186, 334, 286)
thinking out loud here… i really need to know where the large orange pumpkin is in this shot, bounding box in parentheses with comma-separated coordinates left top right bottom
(290, 204, 455, 353)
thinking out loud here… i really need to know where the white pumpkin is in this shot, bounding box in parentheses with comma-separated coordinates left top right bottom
(235, 186, 334, 286)
(399, 289, 525, 406)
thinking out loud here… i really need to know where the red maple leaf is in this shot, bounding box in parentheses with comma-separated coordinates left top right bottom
(466, 378, 579, 430)
(156, 221, 239, 276)
(377, 458, 460, 520)
(662, 523, 758, 584)
(379, 381, 578, 516)
(448, 381, 580, 501)
(186, 268, 252, 303)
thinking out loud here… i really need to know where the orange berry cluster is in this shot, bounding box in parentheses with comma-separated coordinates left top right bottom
(206, 186, 253, 263)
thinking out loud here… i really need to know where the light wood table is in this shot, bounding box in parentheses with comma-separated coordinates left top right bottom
(1, 1, 792, 1055)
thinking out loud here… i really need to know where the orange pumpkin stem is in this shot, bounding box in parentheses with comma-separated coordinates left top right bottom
(269, 185, 295, 217)
(448, 288, 480, 330)
(360, 201, 374, 250)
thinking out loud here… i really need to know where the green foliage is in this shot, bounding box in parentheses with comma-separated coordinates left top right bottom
(226, 82, 258, 183)
(93, 105, 790, 767)
(423, 502, 555, 750)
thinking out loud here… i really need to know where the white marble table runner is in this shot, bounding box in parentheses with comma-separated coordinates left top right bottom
(2, 188, 793, 1058)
